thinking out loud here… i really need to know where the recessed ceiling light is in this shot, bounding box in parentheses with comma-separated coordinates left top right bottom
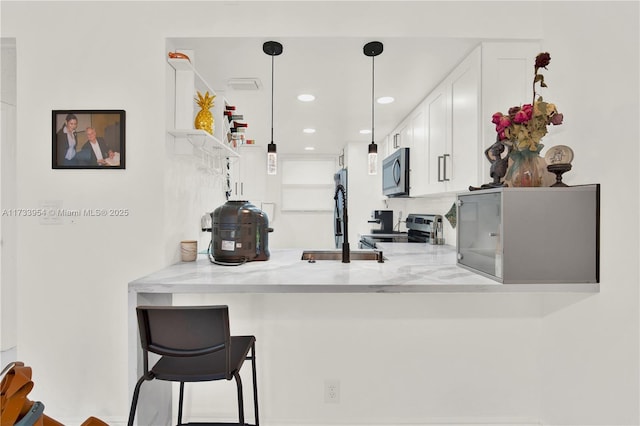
(304, 146, 315, 151)
(360, 129, 371, 134)
(377, 96, 395, 104)
(303, 128, 316, 134)
(297, 94, 315, 102)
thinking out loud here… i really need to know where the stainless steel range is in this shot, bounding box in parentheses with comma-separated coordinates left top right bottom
(358, 212, 443, 249)
(405, 213, 443, 244)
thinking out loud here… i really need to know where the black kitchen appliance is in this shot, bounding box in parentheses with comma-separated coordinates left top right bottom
(382, 147, 410, 197)
(359, 210, 407, 249)
(368, 210, 394, 233)
(210, 200, 273, 264)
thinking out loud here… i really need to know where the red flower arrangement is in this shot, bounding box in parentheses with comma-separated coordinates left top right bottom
(491, 52, 564, 153)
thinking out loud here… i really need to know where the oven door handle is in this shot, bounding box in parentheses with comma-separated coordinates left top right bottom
(359, 238, 377, 250)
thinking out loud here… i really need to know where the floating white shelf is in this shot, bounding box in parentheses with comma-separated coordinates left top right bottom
(167, 58, 215, 95)
(167, 55, 240, 177)
(168, 129, 239, 158)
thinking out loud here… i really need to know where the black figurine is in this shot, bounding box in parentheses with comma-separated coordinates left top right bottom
(486, 138, 510, 187)
(469, 137, 511, 191)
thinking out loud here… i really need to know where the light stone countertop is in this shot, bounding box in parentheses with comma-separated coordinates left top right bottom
(127, 242, 598, 426)
(128, 243, 600, 294)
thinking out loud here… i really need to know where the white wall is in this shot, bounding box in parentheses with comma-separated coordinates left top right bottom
(1, 39, 18, 367)
(537, 3, 639, 424)
(175, 292, 544, 426)
(0, 1, 637, 425)
(2, 3, 168, 421)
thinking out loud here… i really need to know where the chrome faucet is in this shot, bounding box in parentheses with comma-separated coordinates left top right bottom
(334, 184, 350, 263)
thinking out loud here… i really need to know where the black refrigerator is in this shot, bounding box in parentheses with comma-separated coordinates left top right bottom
(333, 168, 348, 249)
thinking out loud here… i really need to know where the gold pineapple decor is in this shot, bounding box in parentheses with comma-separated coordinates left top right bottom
(194, 91, 215, 134)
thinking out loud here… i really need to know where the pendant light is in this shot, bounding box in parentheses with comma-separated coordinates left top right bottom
(263, 41, 283, 175)
(363, 41, 383, 175)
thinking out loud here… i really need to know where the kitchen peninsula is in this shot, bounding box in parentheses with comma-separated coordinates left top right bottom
(129, 243, 600, 294)
(128, 243, 599, 424)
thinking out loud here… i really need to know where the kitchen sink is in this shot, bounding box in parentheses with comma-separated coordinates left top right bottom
(301, 249, 384, 263)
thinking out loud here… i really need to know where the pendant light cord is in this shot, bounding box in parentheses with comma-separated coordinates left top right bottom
(271, 54, 274, 144)
(371, 55, 375, 144)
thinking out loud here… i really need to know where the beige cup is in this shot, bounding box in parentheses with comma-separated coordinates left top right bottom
(180, 240, 198, 262)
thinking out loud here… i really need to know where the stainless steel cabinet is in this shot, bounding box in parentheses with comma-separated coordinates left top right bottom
(456, 185, 600, 283)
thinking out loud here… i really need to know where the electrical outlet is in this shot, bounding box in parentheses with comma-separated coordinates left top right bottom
(324, 380, 340, 403)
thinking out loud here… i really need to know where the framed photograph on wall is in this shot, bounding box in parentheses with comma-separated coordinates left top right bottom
(52, 109, 125, 169)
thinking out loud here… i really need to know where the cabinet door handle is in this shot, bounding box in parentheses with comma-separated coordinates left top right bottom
(443, 153, 450, 181)
(240, 182, 244, 195)
(235, 182, 238, 195)
(437, 155, 444, 182)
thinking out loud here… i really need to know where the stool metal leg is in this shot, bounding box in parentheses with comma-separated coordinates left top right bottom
(177, 382, 185, 425)
(127, 377, 146, 426)
(234, 371, 245, 425)
(250, 343, 259, 426)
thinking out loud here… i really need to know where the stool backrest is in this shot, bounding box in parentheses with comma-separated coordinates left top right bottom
(136, 305, 231, 375)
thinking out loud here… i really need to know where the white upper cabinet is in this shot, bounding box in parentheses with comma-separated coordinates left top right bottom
(447, 45, 482, 192)
(388, 42, 540, 197)
(408, 103, 428, 195)
(385, 115, 410, 158)
(422, 45, 481, 195)
(399, 120, 412, 150)
(425, 85, 449, 195)
(228, 145, 266, 204)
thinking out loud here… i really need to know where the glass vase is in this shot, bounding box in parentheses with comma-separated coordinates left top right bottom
(506, 147, 546, 187)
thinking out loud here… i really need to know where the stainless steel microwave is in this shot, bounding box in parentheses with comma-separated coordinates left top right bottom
(382, 147, 410, 197)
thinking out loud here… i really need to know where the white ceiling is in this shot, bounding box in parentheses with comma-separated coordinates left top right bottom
(170, 37, 482, 156)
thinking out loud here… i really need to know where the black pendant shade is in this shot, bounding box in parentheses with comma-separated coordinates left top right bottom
(263, 41, 283, 56)
(363, 41, 383, 57)
(264, 41, 283, 175)
(364, 41, 383, 175)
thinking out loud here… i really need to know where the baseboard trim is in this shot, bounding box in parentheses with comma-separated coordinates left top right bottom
(264, 423, 541, 426)
(176, 417, 542, 426)
(56, 416, 543, 426)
